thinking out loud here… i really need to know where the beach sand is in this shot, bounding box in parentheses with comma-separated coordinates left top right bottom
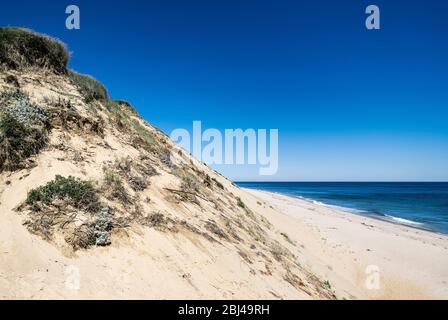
(245, 189, 448, 299)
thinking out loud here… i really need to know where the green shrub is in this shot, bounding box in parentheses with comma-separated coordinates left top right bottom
(69, 71, 108, 102)
(212, 178, 224, 189)
(181, 175, 199, 191)
(0, 27, 69, 73)
(0, 88, 28, 104)
(26, 175, 100, 212)
(3, 97, 48, 126)
(322, 280, 332, 290)
(236, 197, 246, 209)
(5, 74, 20, 87)
(0, 112, 46, 171)
(280, 232, 296, 246)
(105, 100, 155, 146)
(102, 170, 131, 204)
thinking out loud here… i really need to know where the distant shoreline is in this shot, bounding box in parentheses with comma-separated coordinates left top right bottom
(237, 181, 448, 235)
(245, 188, 448, 299)
(253, 188, 445, 236)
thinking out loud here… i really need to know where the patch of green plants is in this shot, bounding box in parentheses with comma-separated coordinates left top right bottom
(0, 112, 47, 171)
(203, 174, 212, 187)
(0, 87, 28, 104)
(181, 175, 199, 192)
(0, 27, 69, 73)
(213, 178, 224, 189)
(322, 280, 332, 290)
(69, 71, 108, 102)
(280, 232, 296, 246)
(105, 100, 155, 146)
(3, 97, 49, 127)
(102, 170, 131, 205)
(270, 242, 287, 262)
(236, 197, 246, 209)
(26, 175, 100, 212)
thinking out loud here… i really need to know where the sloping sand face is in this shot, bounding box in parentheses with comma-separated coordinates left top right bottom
(246, 189, 448, 300)
(0, 67, 335, 300)
(1, 28, 445, 300)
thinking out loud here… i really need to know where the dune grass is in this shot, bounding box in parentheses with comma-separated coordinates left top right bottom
(0, 27, 69, 73)
(69, 71, 108, 102)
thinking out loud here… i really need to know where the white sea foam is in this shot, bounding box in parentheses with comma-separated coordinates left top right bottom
(291, 194, 426, 228)
(384, 215, 423, 226)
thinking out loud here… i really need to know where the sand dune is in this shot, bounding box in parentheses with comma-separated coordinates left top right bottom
(1, 28, 446, 300)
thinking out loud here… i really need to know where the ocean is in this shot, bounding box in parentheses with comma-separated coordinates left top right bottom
(236, 182, 448, 235)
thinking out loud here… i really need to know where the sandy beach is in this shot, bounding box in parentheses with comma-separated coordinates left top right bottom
(1, 28, 446, 300)
(245, 189, 448, 299)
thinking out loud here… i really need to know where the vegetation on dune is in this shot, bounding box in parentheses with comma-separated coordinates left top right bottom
(0, 87, 28, 104)
(26, 175, 100, 212)
(280, 232, 297, 246)
(0, 112, 47, 171)
(105, 99, 156, 147)
(181, 175, 199, 192)
(236, 197, 246, 209)
(0, 27, 69, 73)
(102, 170, 132, 205)
(0, 87, 50, 172)
(3, 96, 49, 126)
(69, 70, 108, 102)
(24, 176, 113, 249)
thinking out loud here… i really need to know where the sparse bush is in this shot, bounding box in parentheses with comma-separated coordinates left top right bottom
(160, 151, 173, 167)
(236, 197, 246, 209)
(5, 74, 20, 87)
(204, 174, 212, 187)
(31, 206, 113, 250)
(3, 98, 48, 126)
(280, 232, 296, 246)
(181, 175, 199, 192)
(26, 175, 100, 212)
(113, 157, 149, 191)
(102, 170, 131, 204)
(69, 71, 108, 102)
(270, 242, 287, 262)
(0, 112, 47, 171)
(0, 87, 28, 104)
(205, 220, 228, 240)
(66, 224, 96, 250)
(0, 27, 69, 73)
(93, 207, 112, 246)
(104, 99, 128, 127)
(132, 120, 155, 145)
(127, 173, 147, 191)
(322, 280, 332, 290)
(105, 100, 156, 148)
(212, 177, 224, 189)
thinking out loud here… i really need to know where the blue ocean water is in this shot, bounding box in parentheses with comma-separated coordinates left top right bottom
(236, 182, 448, 234)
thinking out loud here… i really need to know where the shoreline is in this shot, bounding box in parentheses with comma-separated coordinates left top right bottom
(244, 188, 448, 299)
(263, 190, 445, 237)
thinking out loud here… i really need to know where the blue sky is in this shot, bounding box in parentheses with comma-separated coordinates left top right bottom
(1, 0, 447, 181)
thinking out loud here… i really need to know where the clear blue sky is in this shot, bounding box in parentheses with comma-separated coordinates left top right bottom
(1, 0, 447, 181)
